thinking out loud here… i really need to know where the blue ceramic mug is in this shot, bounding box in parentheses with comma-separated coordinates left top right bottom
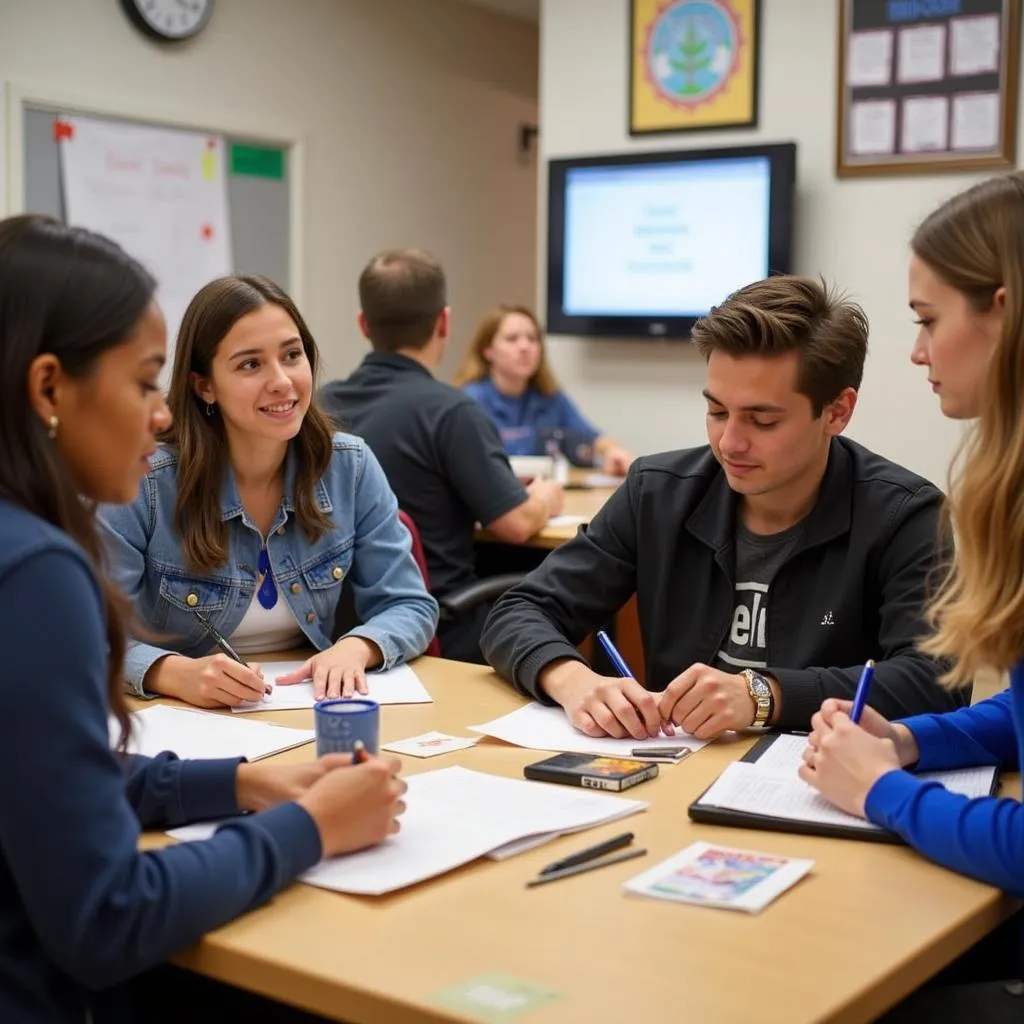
(313, 698, 380, 757)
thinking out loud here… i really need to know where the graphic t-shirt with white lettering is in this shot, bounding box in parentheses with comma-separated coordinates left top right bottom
(714, 519, 805, 672)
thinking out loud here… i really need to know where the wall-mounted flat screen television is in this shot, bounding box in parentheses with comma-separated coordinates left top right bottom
(545, 142, 797, 340)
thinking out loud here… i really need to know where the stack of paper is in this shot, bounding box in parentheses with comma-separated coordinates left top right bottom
(168, 765, 647, 894)
(231, 662, 432, 713)
(546, 514, 587, 528)
(120, 705, 315, 761)
(696, 734, 996, 832)
(469, 703, 707, 762)
(580, 473, 625, 488)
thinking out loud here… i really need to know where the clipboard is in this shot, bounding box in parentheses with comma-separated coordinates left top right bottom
(687, 733, 1001, 845)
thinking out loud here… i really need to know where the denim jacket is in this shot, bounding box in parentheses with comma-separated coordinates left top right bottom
(98, 432, 439, 697)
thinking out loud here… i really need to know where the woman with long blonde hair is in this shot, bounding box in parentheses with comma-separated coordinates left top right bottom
(800, 173, 1024, 901)
(454, 304, 633, 475)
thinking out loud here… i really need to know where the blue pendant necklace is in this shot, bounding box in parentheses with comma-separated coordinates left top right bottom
(257, 545, 278, 609)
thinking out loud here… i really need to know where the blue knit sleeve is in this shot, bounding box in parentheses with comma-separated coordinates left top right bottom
(0, 549, 321, 989)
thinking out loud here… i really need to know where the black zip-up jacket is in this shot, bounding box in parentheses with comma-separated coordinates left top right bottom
(480, 437, 967, 729)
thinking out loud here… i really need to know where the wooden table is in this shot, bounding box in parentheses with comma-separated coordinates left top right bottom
(476, 469, 619, 550)
(524, 485, 617, 549)
(149, 656, 1019, 1024)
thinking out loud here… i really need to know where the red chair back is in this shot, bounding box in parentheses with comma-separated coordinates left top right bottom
(398, 509, 441, 657)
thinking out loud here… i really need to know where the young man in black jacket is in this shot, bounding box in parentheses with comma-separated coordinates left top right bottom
(480, 276, 965, 740)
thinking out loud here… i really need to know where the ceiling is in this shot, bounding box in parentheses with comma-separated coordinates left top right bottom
(461, 0, 540, 22)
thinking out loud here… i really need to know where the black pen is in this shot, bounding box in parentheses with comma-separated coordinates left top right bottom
(539, 831, 634, 876)
(192, 609, 248, 665)
(527, 848, 647, 887)
(192, 610, 271, 695)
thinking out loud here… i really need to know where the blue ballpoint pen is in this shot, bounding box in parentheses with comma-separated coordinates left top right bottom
(849, 659, 876, 724)
(596, 629, 635, 679)
(596, 630, 676, 737)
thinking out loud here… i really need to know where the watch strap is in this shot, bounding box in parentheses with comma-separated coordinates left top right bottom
(742, 669, 774, 727)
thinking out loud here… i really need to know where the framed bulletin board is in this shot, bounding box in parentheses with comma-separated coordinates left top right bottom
(836, 0, 1020, 177)
(629, 0, 761, 135)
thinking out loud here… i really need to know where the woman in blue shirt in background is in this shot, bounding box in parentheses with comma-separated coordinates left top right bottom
(455, 304, 633, 475)
(0, 214, 405, 1023)
(800, 175, 1024, 965)
(99, 275, 438, 708)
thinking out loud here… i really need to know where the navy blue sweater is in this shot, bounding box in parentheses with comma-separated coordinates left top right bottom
(0, 500, 322, 1022)
(866, 667, 1024, 895)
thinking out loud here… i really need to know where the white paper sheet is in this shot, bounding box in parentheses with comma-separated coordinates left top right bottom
(698, 733, 997, 831)
(901, 96, 949, 153)
(850, 100, 897, 156)
(847, 30, 893, 87)
(701, 762, 890, 830)
(469, 703, 707, 762)
(231, 662, 432, 712)
(59, 115, 232, 379)
(951, 92, 1000, 151)
(897, 24, 946, 83)
(546, 514, 587, 528)
(580, 473, 625, 489)
(121, 705, 314, 761)
(950, 14, 1000, 76)
(485, 800, 645, 861)
(744, 732, 809, 773)
(168, 766, 647, 894)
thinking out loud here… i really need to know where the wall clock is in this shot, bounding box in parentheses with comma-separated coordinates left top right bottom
(121, 0, 214, 43)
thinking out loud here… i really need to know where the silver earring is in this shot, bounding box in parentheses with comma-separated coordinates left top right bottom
(47, 415, 59, 440)
(205, 402, 214, 417)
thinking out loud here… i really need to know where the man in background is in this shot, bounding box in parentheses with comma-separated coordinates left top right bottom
(320, 249, 563, 663)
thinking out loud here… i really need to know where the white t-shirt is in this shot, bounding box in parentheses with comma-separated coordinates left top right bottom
(229, 589, 305, 655)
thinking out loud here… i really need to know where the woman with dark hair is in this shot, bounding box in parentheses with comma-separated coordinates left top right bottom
(99, 274, 438, 708)
(0, 215, 406, 1022)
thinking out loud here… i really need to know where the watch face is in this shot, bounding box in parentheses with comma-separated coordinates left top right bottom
(750, 676, 771, 699)
(125, 0, 213, 41)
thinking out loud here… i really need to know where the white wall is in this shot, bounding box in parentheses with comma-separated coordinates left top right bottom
(538, 0, 1019, 487)
(0, 0, 539, 381)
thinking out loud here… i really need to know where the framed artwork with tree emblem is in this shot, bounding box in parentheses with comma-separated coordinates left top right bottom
(629, 0, 761, 135)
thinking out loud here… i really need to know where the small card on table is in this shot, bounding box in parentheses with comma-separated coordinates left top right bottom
(381, 731, 480, 758)
(623, 841, 813, 913)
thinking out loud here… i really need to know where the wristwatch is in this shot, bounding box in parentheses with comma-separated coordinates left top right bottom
(741, 669, 774, 727)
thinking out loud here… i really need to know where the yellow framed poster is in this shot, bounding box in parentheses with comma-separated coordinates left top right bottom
(629, 0, 761, 135)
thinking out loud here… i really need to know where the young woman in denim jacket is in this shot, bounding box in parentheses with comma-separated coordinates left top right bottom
(99, 275, 438, 708)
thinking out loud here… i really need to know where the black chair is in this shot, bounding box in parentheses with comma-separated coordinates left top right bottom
(331, 511, 526, 658)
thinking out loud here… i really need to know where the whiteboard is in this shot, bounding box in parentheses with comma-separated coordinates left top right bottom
(23, 104, 291, 291)
(60, 114, 234, 367)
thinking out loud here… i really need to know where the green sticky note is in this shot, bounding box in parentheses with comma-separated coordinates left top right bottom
(429, 972, 562, 1022)
(230, 143, 285, 180)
